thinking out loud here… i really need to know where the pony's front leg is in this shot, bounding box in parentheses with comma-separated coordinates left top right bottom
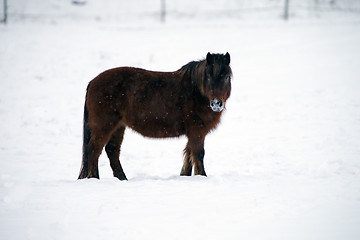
(192, 147, 206, 176)
(180, 144, 192, 176)
(187, 136, 207, 176)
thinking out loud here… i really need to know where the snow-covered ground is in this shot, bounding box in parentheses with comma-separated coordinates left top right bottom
(1, 1, 360, 240)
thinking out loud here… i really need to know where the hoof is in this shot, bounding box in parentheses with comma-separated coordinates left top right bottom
(115, 174, 128, 181)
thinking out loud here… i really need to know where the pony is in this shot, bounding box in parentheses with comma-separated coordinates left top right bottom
(78, 52, 232, 180)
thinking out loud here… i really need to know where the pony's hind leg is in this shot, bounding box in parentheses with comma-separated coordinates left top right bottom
(86, 122, 120, 179)
(86, 140, 103, 179)
(105, 126, 127, 181)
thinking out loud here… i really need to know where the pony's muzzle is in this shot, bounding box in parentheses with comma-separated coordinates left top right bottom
(210, 99, 224, 112)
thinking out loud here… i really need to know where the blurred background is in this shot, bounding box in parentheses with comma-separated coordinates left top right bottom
(1, 0, 360, 24)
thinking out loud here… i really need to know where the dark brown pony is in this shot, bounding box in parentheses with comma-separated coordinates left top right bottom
(78, 52, 232, 180)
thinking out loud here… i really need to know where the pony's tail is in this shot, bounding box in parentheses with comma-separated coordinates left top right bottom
(78, 84, 91, 179)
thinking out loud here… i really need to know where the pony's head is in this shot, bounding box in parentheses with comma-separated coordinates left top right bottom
(202, 52, 232, 112)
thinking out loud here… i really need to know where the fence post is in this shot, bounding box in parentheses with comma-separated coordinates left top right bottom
(160, 0, 166, 23)
(284, 0, 289, 20)
(2, 0, 7, 24)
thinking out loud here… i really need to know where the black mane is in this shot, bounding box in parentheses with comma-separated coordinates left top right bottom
(178, 59, 206, 89)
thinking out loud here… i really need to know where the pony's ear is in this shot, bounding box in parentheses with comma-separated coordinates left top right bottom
(224, 52, 230, 65)
(206, 52, 214, 64)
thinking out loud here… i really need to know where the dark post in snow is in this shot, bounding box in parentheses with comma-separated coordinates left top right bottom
(160, 0, 166, 23)
(2, 0, 7, 24)
(284, 0, 290, 21)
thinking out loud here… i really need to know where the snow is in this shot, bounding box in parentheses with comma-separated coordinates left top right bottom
(1, 1, 360, 240)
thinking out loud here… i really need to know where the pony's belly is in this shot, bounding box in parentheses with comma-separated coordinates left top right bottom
(126, 117, 185, 139)
(128, 123, 185, 138)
